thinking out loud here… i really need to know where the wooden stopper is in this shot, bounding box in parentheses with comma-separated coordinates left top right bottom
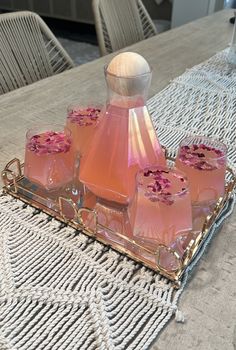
(106, 52, 151, 96)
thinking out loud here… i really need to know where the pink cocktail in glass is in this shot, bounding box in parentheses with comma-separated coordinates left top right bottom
(175, 136, 227, 205)
(24, 125, 74, 191)
(66, 106, 101, 159)
(129, 166, 192, 247)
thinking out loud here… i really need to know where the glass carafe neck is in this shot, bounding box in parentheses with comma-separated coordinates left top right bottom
(105, 67, 152, 108)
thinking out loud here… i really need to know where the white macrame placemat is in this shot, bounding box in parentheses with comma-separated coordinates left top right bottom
(0, 48, 236, 350)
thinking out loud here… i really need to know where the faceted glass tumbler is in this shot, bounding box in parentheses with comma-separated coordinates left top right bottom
(129, 166, 192, 248)
(24, 124, 74, 191)
(175, 136, 227, 206)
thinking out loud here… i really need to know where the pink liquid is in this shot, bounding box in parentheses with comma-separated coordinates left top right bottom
(79, 103, 166, 205)
(175, 143, 226, 204)
(129, 167, 192, 247)
(66, 107, 101, 158)
(24, 131, 74, 190)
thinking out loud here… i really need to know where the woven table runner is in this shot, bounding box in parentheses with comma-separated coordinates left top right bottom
(149, 49, 236, 169)
(0, 49, 236, 350)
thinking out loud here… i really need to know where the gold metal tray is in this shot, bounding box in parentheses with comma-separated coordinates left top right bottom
(2, 158, 236, 288)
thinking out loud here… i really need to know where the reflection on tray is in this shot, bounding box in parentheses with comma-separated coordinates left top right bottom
(1, 158, 236, 288)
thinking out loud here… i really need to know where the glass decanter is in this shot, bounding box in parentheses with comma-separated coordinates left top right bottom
(79, 52, 166, 206)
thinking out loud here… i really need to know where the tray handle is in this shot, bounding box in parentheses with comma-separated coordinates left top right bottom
(1, 158, 22, 193)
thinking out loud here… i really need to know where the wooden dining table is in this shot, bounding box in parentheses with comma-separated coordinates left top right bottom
(0, 9, 235, 350)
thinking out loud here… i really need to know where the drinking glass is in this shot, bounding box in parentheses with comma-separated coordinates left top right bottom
(24, 124, 74, 191)
(129, 166, 192, 248)
(175, 136, 227, 206)
(66, 104, 101, 160)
